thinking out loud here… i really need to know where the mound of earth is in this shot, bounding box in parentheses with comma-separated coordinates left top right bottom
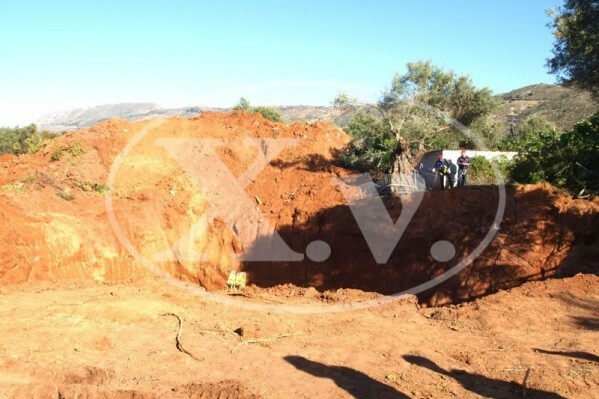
(0, 111, 350, 290)
(0, 111, 597, 305)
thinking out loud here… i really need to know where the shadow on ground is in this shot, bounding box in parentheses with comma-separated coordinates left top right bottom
(533, 349, 599, 363)
(241, 185, 598, 306)
(285, 355, 408, 399)
(403, 355, 566, 399)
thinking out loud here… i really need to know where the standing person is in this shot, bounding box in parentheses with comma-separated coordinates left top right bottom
(433, 155, 451, 190)
(457, 149, 472, 188)
(446, 158, 456, 188)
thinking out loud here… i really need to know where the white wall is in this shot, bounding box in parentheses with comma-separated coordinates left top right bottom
(439, 150, 517, 162)
(416, 150, 517, 188)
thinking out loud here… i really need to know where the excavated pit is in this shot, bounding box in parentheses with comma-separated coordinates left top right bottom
(0, 111, 597, 306)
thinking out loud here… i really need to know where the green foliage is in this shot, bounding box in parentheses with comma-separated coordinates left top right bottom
(499, 115, 556, 151)
(50, 142, 84, 162)
(332, 93, 358, 109)
(518, 115, 557, 137)
(335, 60, 500, 174)
(25, 137, 45, 154)
(51, 148, 64, 161)
(94, 184, 110, 196)
(66, 142, 84, 157)
(340, 111, 396, 173)
(233, 98, 283, 122)
(547, 1, 599, 99)
(423, 115, 503, 150)
(251, 106, 283, 123)
(233, 97, 251, 111)
(73, 181, 110, 195)
(0, 124, 57, 155)
(508, 112, 599, 196)
(381, 61, 501, 127)
(1, 183, 25, 193)
(469, 156, 494, 184)
(467, 116, 505, 149)
(468, 156, 511, 185)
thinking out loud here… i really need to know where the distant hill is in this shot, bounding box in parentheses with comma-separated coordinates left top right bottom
(37, 103, 351, 132)
(275, 105, 350, 126)
(37, 84, 597, 133)
(37, 103, 210, 132)
(495, 83, 598, 131)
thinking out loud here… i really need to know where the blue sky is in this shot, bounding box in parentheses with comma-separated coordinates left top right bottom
(0, 0, 563, 126)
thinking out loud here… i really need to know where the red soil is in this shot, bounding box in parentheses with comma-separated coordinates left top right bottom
(0, 274, 596, 398)
(0, 112, 597, 305)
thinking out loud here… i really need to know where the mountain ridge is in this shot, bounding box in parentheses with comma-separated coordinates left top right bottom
(36, 83, 598, 133)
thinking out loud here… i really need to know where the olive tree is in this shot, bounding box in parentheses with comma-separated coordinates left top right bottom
(547, 0, 599, 99)
(334, 61, 500, 187)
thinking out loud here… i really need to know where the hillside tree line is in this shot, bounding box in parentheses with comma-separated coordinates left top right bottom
(0, 124, 57, 156)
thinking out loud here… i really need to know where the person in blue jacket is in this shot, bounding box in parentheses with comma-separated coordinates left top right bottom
(457, 149, 472, 188)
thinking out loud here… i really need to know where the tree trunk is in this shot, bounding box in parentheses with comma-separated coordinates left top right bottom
(389, 144, 416, 195)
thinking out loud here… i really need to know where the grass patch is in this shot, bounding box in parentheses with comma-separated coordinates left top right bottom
(94, 184, 110, 195)
(1, 183, 25, 193)
(51, 142, 84, 162)
(51, 148, 64, 161)
(73, 181, 110, 195)
(66, 142, 84, 157)
(24, 175, 36, 185)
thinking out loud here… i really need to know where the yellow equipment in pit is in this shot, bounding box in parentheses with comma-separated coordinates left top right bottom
(226, 271, 247, 291)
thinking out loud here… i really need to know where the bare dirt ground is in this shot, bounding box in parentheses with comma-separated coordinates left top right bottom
(0, 274, 596, 399)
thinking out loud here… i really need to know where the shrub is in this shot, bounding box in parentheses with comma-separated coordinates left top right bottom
(51, 148, 64, 161)
(468, 156, 511, 185)
(73, 180, 109, 195)
(469, 156, 493, 184)
(66, 142, 84, 157)
(1, 183, 25, 193)
(508, 112, 599, 196)
(0, 124, 57, 155)
(499, 115, 555, 151)
(50, 142, 84, 162)
(233, 98, 283, 123)
(94, 184, 110, 195)
(251, 106, 283, 123)
(339, 111, 395, 174)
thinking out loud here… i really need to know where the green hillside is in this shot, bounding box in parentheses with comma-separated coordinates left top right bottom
(496, 83, 598, 131)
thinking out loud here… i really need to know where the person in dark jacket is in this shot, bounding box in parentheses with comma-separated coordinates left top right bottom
(433, 155, 452, 190)
(457, 149, 472, 188)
